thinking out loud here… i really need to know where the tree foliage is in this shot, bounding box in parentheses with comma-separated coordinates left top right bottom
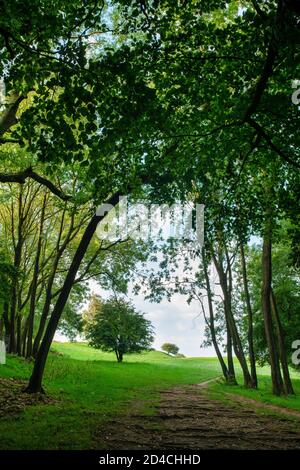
(84, 296, 154, 362)
(161, 343, 179, 356)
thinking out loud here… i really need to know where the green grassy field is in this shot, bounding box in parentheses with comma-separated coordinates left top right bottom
(0, 343, 221, 449)
(0, 342, 300, 449)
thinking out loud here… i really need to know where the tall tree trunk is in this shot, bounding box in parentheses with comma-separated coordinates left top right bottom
(202, 248, 229, 381)
(213, 249, 253, 388)
(261, 214, 284, 395)
(240, 242, 257, 388)
(270, 288, 294, 394)
(226, 247, 253, 387)
(32, 280, 53, 358)
(25, 193, 120, 393)
(0, 316, 4, 340)
(22, 316, 29, 357)
(9, 191, 23, 353)
(2, 302, 10, 344)
(33, 206, 76, 357)
(9, 290, 17, 353)
(26, 194, 47, 358)
(226, 323, 236, 383)
(16, 315, 22, 356)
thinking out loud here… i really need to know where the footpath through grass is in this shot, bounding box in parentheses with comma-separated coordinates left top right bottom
(210, 362, 300, 414)
(0, 343, 221, 449)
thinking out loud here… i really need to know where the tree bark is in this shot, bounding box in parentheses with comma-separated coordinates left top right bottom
(0, 316, 4, 340)
(202, 248, 229, 381)
(270, 288, 294, 394)
(32, 273, 54, 358)
(226, 318, 236, 384)
(26, 194, 47, 358)
(16, 315, 22, 356)
(240, 242, 258, 388)
(261, 215, 284, 395)
(2, 302, 10, 342)
(22, 316, 29, 357)
(33, 207, 76, 356)
(118, 352, 123, 363)
(213, 248, 253, 388)
(9, 190, 23, 353)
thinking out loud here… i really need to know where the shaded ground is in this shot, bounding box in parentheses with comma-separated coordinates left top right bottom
(0, 378, 56, 419)
(96, 380, 300, 450)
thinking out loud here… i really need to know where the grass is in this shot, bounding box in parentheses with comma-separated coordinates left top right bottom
(0, 343, 300, 449)
(210, 361, 300, 413)
(0, 342, 221, 449)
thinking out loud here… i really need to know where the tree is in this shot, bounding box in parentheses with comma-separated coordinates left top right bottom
(161, 343, 179, 356)
(0, 249, 15, 343)
(1, 0, 299, 397)
(84, 297, 154, 362)
(116, 0, 299, 395)
(244, 240, 300, 376)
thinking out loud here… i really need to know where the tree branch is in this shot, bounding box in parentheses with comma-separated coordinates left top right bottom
(247, 118, 300, 169)
(168, 121, 241, 139)
(251, 0, 268, 20)
(244, 0, 285, 120)
(0, 167, 71, 200)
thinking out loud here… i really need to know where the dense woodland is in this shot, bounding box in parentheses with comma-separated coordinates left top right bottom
(0, 0, 300, 397)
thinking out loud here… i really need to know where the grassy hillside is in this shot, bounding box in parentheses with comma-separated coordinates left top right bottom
(1, 342, 300, 449)
(0, 343, 221, 449)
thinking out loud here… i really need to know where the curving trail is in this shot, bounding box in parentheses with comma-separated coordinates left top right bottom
(96, 381, 300, 450)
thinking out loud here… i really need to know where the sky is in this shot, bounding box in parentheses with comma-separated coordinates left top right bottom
(123, 290, 217, 357)
(85, 233, 220, 357)
(55, 280, 218, 357)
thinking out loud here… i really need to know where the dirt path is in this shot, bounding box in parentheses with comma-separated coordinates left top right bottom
(96, 381, 300, 450)
(225, 392, 300, 420)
